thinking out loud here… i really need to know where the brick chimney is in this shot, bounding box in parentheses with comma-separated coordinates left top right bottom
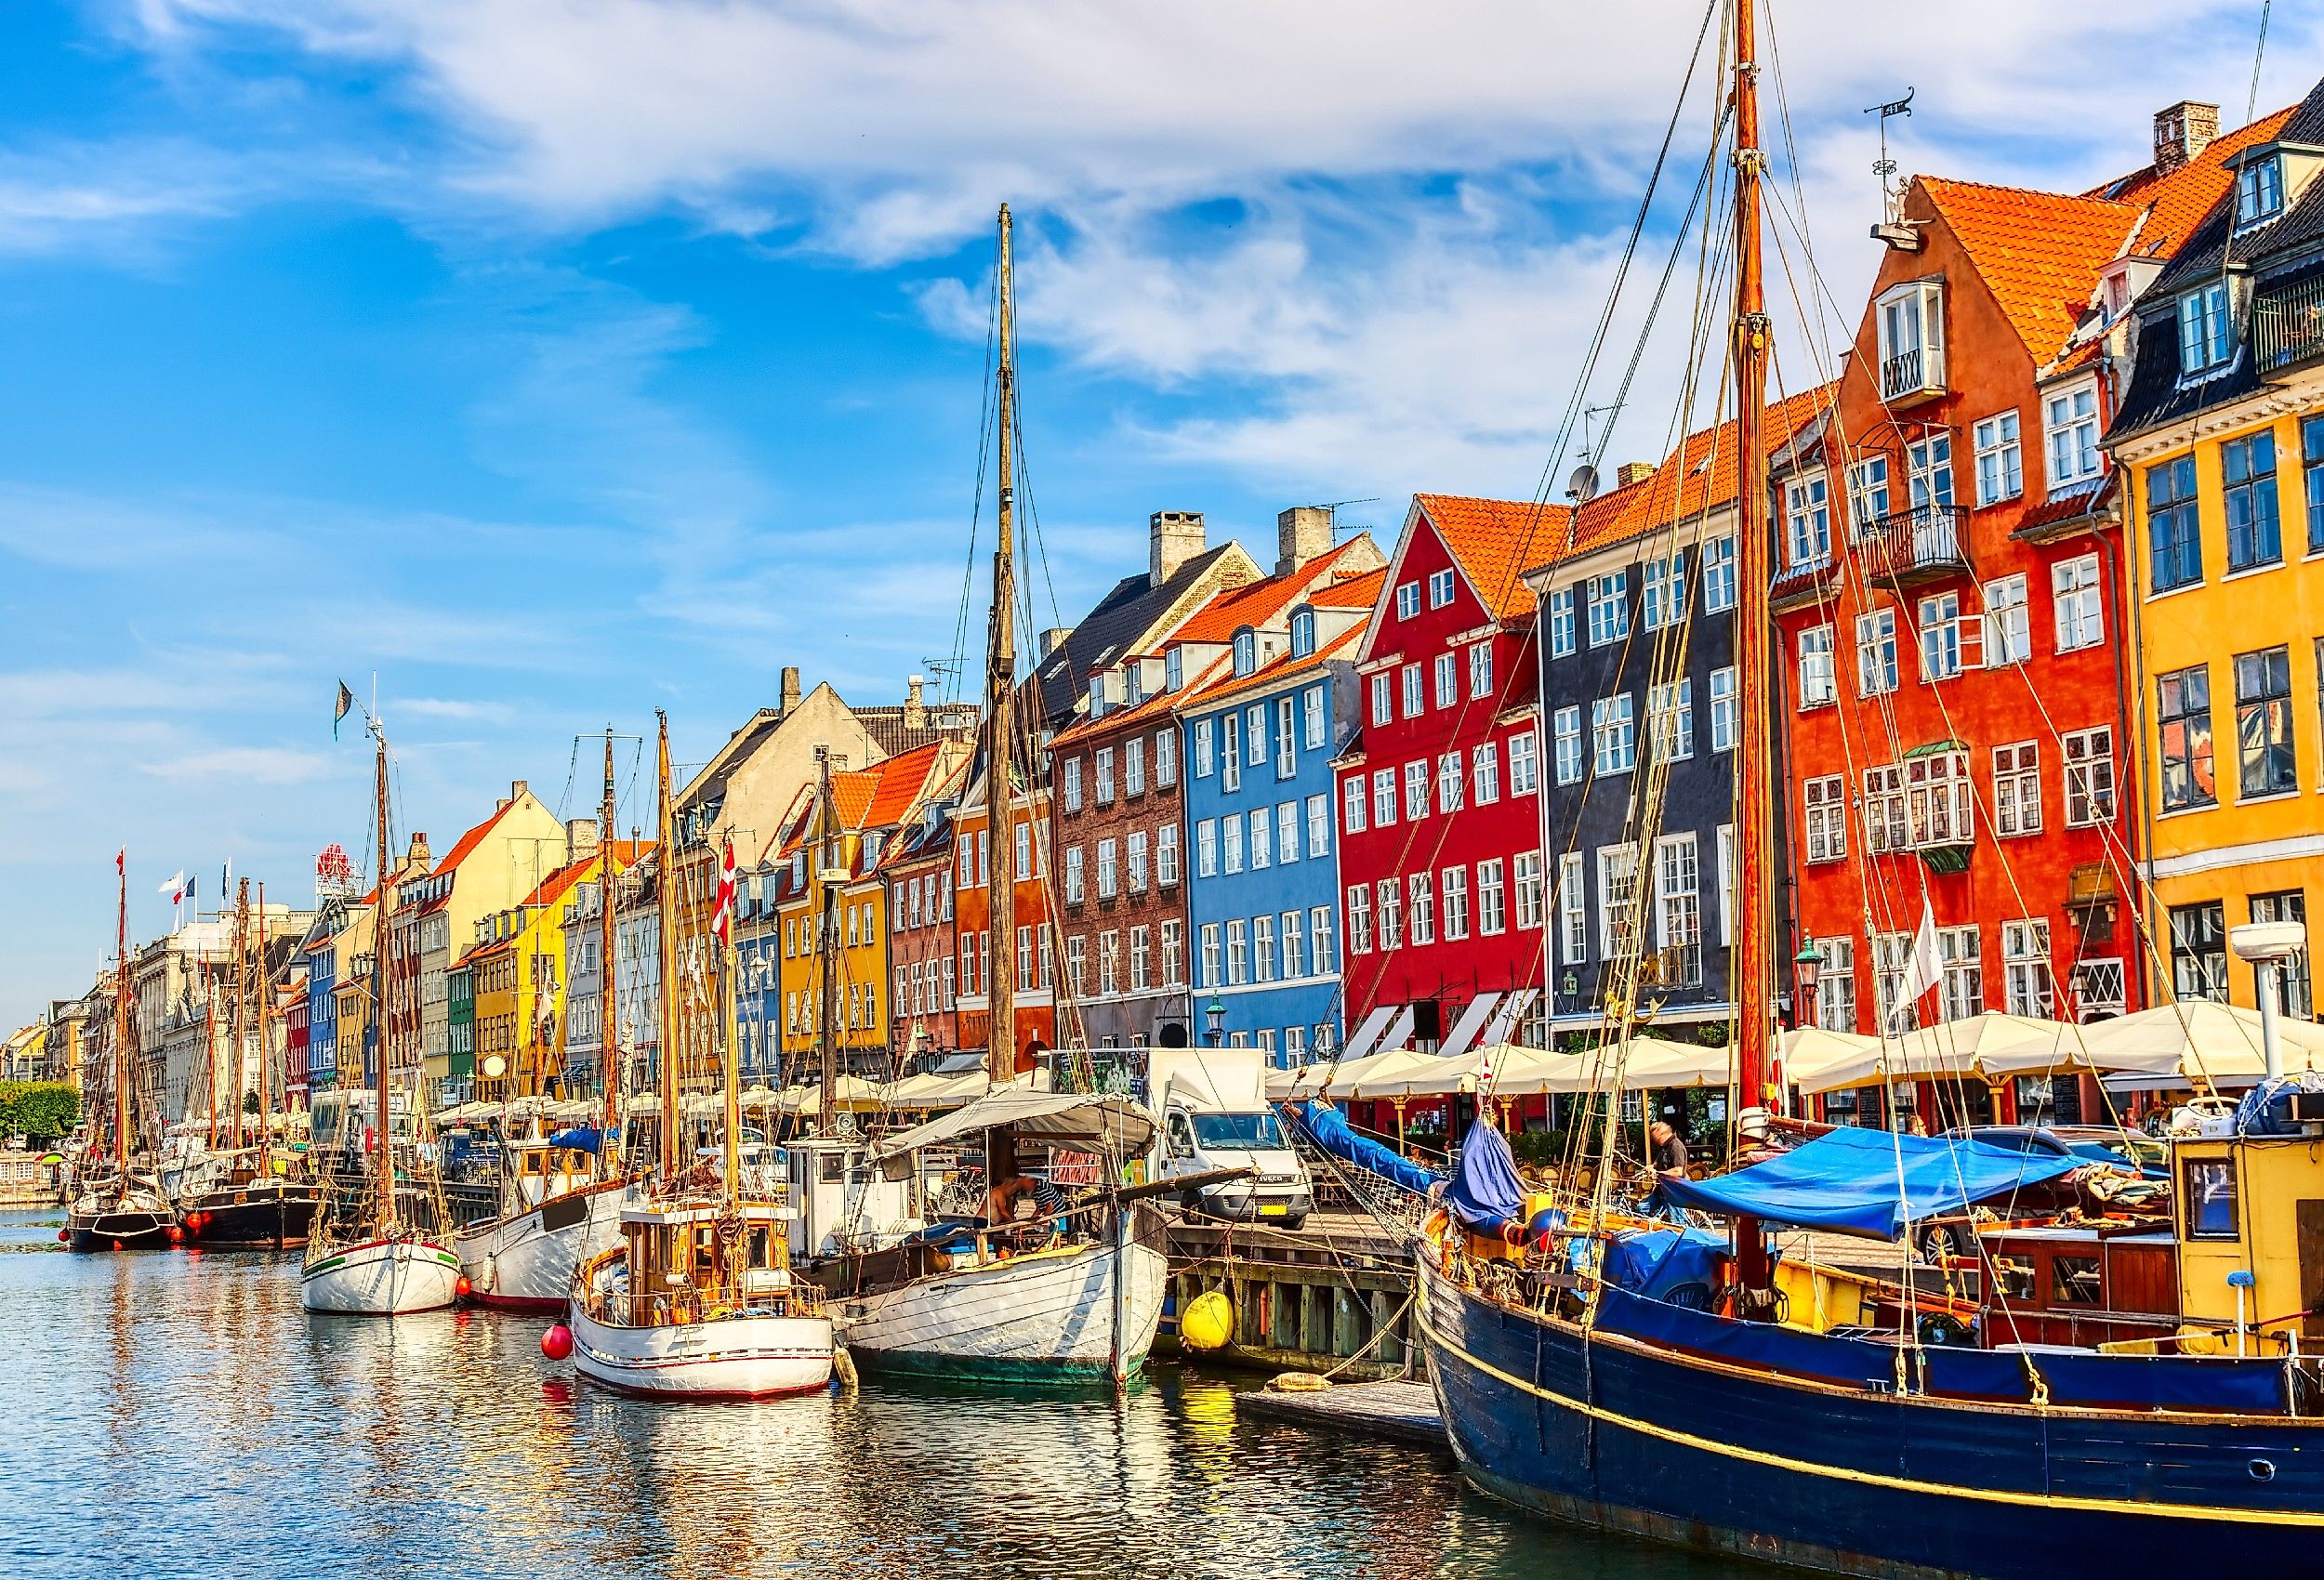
(1040, 626, 1072, 658)
(1150, 510, 1207, 587)
(1275, 507, 1333, 575)
(2154, 100, 2220, 174)
(566, 818, 600, 862)
(406, 833, 431, 870)
(905, 674, 928, 730)
(780, 666, 801, 714)
(1616, 461, 1657, 489)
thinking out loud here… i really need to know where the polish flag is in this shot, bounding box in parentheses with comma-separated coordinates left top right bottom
(711, 838, 737, 948)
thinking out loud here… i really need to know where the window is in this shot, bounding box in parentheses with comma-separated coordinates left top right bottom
(1063, 757, 1083, 812)
(2239, 153, 2286, 223)
(1702, 536, 1736, 612)
(1158, 823, 1180, 886)
(2043, 382, 2101, 494)
(1404, 760, 1429, 822)
(1907, 749, 1974, 848)
(1195, 820, 1217, 878)
(1847, 456, 1891, 533)
(1437, 752, 1463, 813)
(2158, 665, 2216, 810)
(1233, 630, 1258, 676)
(1803, 775, 1847, 863)
(1428, 567, 1456, 608)
(1509, 729, 1539, 795)
(1279, 910, 1304, 979)
(1873, 931, 1912, 1030)
(1127, 925, 1150, 993)
(2146, 454, 2202, 593)
(1310, 907, 1334, 975)
(1993, 742, 2041, 836)
(1786, 474, 1831, 565)
(1252, 915, 1275, 982)
(1515, 850, 1545, 933)
(1462, 744, 1497, 807)
(1647, 679, 1693, 761)
(1015, 819, 1032, 880)
(1442, 866, 1470, 941)
(1195, 718, 1216, 778)
(1247, 705, 1266, 766)
(1290, 610, 1316, 659)
(1709, 666, 1737, 752)
(1127, 830, 1148, 891)
(1597, 845, 1639, 959)
(1587, 571, 1629, 646)
(2177, 282, 2233, 373)
(1274, 801, 1298, 864)
(1799, 625, 1836, 706)
(1643, 552, 1686, 629)
(1401, 665, 1423, 718)
(1368, 673, 1392, 727)
(1592, 694, 1637, 774)
(1863, 764, 1907, 853)
(1372, 768, 1396, 828)
(1166, 648, 1183, 692)
(1196, 924, 1219, 987)
(1396, 581, 1421, 620)
(2063, 727, 2116, 826)
(1556, 852, 1585, 963)
(1433, 652, 1458, 708)
(1225, 921, 1248, 986)
(1468, 640, 1493, 699)
(1878, 279, 1942, 397)
(1303, 685, 1325, 749)
(1095, 747, 1116, 804)
(2184, 1155, 2238, 1241)
(2002, 918, 2053, 1017)
(1478, 859, 1507, 936)
(1855, 610, 1898, 696)
(1125, 737, 1146, 797)
(1543, 583, 1580, 655)
(2225, 431, 2282, 572)
(1346, 885, 1372, 955)
(1973, 411, 2021, 506)
(1919, 592, 1961, 681)
(1221, 713, 1242, 792)
(2051, 555, 2103, 652)
(1306, 793, 1327, 858)
(1376, 879, 1402, 950)
(2306, 416, 2324, 554)
(1221, 816, 1243, 875)
(2172, 901, 2228, 1002)
(1342, 777, 1367, 834)
(1907, 432, 1954, 511)
(1097, 837, 1118, 899)
(1938, 926, 1982, 1022)
(1552, 706, 1583, 784)
(1655, 834, 1702, 987)
(1275, 696, 1297, 777)
(2235, 644, 2297, 797)
(1814, 936, 1856, 1032)
(1406, 872, 1434, 945)
(1065, 844, 1086, 902)
(2251, 890, 2313, 1019)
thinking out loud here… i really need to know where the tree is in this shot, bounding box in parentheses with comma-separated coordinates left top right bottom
(0, 1081, 80, 1145)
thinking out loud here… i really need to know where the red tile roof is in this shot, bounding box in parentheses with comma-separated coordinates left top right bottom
(1166, 538, 1372, 646)
(1310, 566, 1387, 610)
(1190, 620, 1367, 710)
(1408, 494, 1574, 622)
(1608, 383, 1837, 541)
(2091, 108, 2296, 257)
(1919, 178, 2139, 364)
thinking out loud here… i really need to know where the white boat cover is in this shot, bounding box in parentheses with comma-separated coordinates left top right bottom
(865, 1086, 1156, 1164)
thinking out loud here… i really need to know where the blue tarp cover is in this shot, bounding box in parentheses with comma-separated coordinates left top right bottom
(1288, 1100, 1444, 1196)
(1602, 1226, 1734, 1303)
(547, 1126, 605, 1154)
(1655, 1126, 2081, 1240)
(1446, 1118, 1525, 1232)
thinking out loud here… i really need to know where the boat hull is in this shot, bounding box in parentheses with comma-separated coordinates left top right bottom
(67, 1202, 175, 1252)
(300, 1236, 461, 1315)
(828, 1236, 1168, 1385)
(455, 1179, 630, 1311)
(182, 1180, 321, 1249)
(1417, 1255, 2324, 1579)
(568, 1302, 835, 1400)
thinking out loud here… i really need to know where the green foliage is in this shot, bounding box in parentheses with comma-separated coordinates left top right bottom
(0, 1081, 80, 1144)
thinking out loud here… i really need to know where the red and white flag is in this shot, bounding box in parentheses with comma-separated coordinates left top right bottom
(711, 838, 737, 948)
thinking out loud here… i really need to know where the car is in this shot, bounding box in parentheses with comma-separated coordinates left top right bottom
(1910, 1126, 2166, 1262)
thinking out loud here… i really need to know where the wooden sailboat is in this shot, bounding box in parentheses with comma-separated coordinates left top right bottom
(300, 726, 461, 1314)
(67, 852, 174, 1252)
(456, 729, 638, 1310)
(565, 712, 834, 1399)
(809, 204, 1169, 1385)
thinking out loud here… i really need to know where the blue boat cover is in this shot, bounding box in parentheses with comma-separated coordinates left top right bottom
(2235, 1072, 2324, 1137)
(547, 1126, 604, 1154)
(1446, 1118, 1525, 1233)
(1655, 1125, 2081, 1239)
(1287, 1100, 1444, 1196)
(1602, 1226, 1732, 1302)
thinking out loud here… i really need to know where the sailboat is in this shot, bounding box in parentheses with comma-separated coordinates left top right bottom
(456, 731, 640, 1310)
(300, 723, 461, 1314)
(1409, 3, 2324, 1572)
(66, 852, 174, 1252)
(565, 712, 834, 1399)
(180, 880, 321, 1249)
(806, 204, 1170, 1385)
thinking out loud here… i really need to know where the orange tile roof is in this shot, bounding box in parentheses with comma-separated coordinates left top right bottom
(1191, 621, 1367, 709)
(1167, 538, 1371, 646)
(2091, 108, 2296, 257)
(1608, 383, 1837, 541)
(1310, 566, 1387, 610)
(1049, 651, 1231, 750)
(1408, 495, 1575, 621)
(1919, 178, 2138, 364)
(861, 741, 952, 828)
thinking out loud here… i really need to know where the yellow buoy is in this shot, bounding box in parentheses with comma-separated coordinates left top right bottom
(1180, 1289, 1235, 1352)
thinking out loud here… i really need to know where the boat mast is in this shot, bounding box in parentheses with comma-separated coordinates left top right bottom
(205, 936, 219, 1150)
(599, 728, 621, 1165)
(256, 884, 271, 1166)
(231, 878, 250, 1151)
(654, 712, 680, 1184)
(816, 746, 839, 1126)
(721, 837, 743, 1213)
(371, 731, 394, 1231)
(1728, 0, 1776, 1291)
(114, 854, 130, 1180)
(984, 203, 1019, 1091)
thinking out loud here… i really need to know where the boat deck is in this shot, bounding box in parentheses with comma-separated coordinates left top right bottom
(1236, 1378, 1448, 1450)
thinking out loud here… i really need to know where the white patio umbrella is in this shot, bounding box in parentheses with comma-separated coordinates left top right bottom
(2080, 1000, 2324, 1087)
(1792, 1011, 2074, 1095)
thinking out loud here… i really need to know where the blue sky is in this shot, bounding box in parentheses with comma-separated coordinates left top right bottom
(2, 0, 2315, 1029)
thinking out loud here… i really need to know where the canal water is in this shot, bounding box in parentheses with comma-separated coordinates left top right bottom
(2, 1209, 1753, 1579)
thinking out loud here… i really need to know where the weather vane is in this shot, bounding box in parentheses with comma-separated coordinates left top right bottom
(1866, 87, 1914, 225)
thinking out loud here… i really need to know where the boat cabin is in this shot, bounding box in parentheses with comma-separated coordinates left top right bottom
(1975, 1225, 2179, 1349)
(592, 1200, 808, 1327)
(2172, 1129, 2324, 1354)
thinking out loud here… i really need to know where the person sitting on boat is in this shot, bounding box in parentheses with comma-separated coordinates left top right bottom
(1646, 1122, 1690, 1220)
(985, 1170, 1071, 1247)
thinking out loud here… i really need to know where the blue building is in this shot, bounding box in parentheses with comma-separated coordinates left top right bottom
(1180, 550, 1384, 1066)
(301, 900, 346, 1093)
(735, 862, 786, 1086)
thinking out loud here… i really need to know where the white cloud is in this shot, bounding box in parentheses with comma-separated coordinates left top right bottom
(145, 744, 333, 783)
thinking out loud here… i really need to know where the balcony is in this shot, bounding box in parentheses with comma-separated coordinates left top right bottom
(1880, 345, 1946, 406)
(2253, 270, 2324, 381)
(1856, 505, 1970, 590)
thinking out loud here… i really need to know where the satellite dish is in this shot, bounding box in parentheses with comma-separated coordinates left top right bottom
(482, 1055, 508, 1080)
(1565, 464, 1602, 503)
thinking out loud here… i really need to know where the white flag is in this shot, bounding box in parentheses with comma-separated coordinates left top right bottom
(1892, 896, 1943, 1030)
(156, 871, 188, 903)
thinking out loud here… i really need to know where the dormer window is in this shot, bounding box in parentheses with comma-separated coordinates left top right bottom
(2238, 155, 2285, 226)
(1164, 648, 1182, 691)
(1233, 629, 1257, 676)
(1877, 279, 1945, 401)
(1087, 678, 1106, 719)
(1289, 608, 1316, 658)
(1427, 569, 1456, 608)
(2178, 283, 2234, 374)
(1125, 665, 1142, 706)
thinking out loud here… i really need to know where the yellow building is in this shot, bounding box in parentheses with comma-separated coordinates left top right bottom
(2110, 106, 2324, 1021)
(467, 845, 642, 1099)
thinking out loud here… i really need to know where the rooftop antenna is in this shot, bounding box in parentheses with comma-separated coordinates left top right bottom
(1867, 88, 1915, 233)
(1568, 404, 1618, 502)
(1313, 497, 1380, 535)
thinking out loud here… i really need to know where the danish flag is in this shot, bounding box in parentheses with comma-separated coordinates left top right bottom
(711, 838, 738, 948)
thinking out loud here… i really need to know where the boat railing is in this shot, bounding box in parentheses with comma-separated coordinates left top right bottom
(582, 1279, 824, 1330)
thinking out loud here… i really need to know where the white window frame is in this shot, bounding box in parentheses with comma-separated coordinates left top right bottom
(2043, 380, 2102, 494)
(2052, 554, 2103, 652)
(1972, 410, 2022, 507)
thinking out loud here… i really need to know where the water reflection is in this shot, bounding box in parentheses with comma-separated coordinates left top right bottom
(2, 1210, 1752, 1580)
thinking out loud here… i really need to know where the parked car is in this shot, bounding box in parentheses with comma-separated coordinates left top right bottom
(1910, 1126, 2166, 1262)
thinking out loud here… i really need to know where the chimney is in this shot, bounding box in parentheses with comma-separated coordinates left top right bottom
(780, 666, 802, 714)
(2154, 100, 2220, 175)
(904, 674, 928, 730)
(1617, 461, 1657, 489)
(406, 833, 431, 870)
(1040, 626, 1072, 658)
(1149, 509, 1207, 587)
(566, 818, 600, 862)
(1275, 507, 1333, 575)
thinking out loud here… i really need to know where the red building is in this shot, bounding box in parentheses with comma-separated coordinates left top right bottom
(1335, 494, 1563, 1060)
(1775, 106, 2272, 1126)
(880, 801, 964, 1067)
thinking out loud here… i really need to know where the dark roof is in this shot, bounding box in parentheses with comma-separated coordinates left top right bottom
(1029, 543, 1248, 728)
(853, 705, 977, 758)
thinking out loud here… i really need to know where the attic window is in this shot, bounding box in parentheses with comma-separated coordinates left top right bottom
(2238, 155, 2285, 227)
(1125, 665, 1142, 706)
(1087, 678, 1106, 720)
(1290, 609, 1316, 658)
(2178, 283, 2234, 374)
(1233, 629, 1257, 677)
(1165, 648, 1182, 691)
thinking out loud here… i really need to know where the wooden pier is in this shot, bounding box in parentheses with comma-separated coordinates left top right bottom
(1237, 1379, 1448, 1450)
(1163, 1211, 1421, 1383)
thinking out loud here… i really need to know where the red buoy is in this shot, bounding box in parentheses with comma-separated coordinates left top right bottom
(541, 1323, 574, 1362)
(167, 1225, 185, 1244)
(57, 1229, 69, 1244)
(455, 1274, 473, 1300)
(112, 1240, 124, 1252)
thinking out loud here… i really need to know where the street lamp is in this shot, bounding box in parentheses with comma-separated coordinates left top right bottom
(1203, 998, 1225, 1047)
(1792, 943, 1825, 1021)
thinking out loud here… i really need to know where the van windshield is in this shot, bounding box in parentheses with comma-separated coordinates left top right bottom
(1191, 1112, 1284, 1150)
